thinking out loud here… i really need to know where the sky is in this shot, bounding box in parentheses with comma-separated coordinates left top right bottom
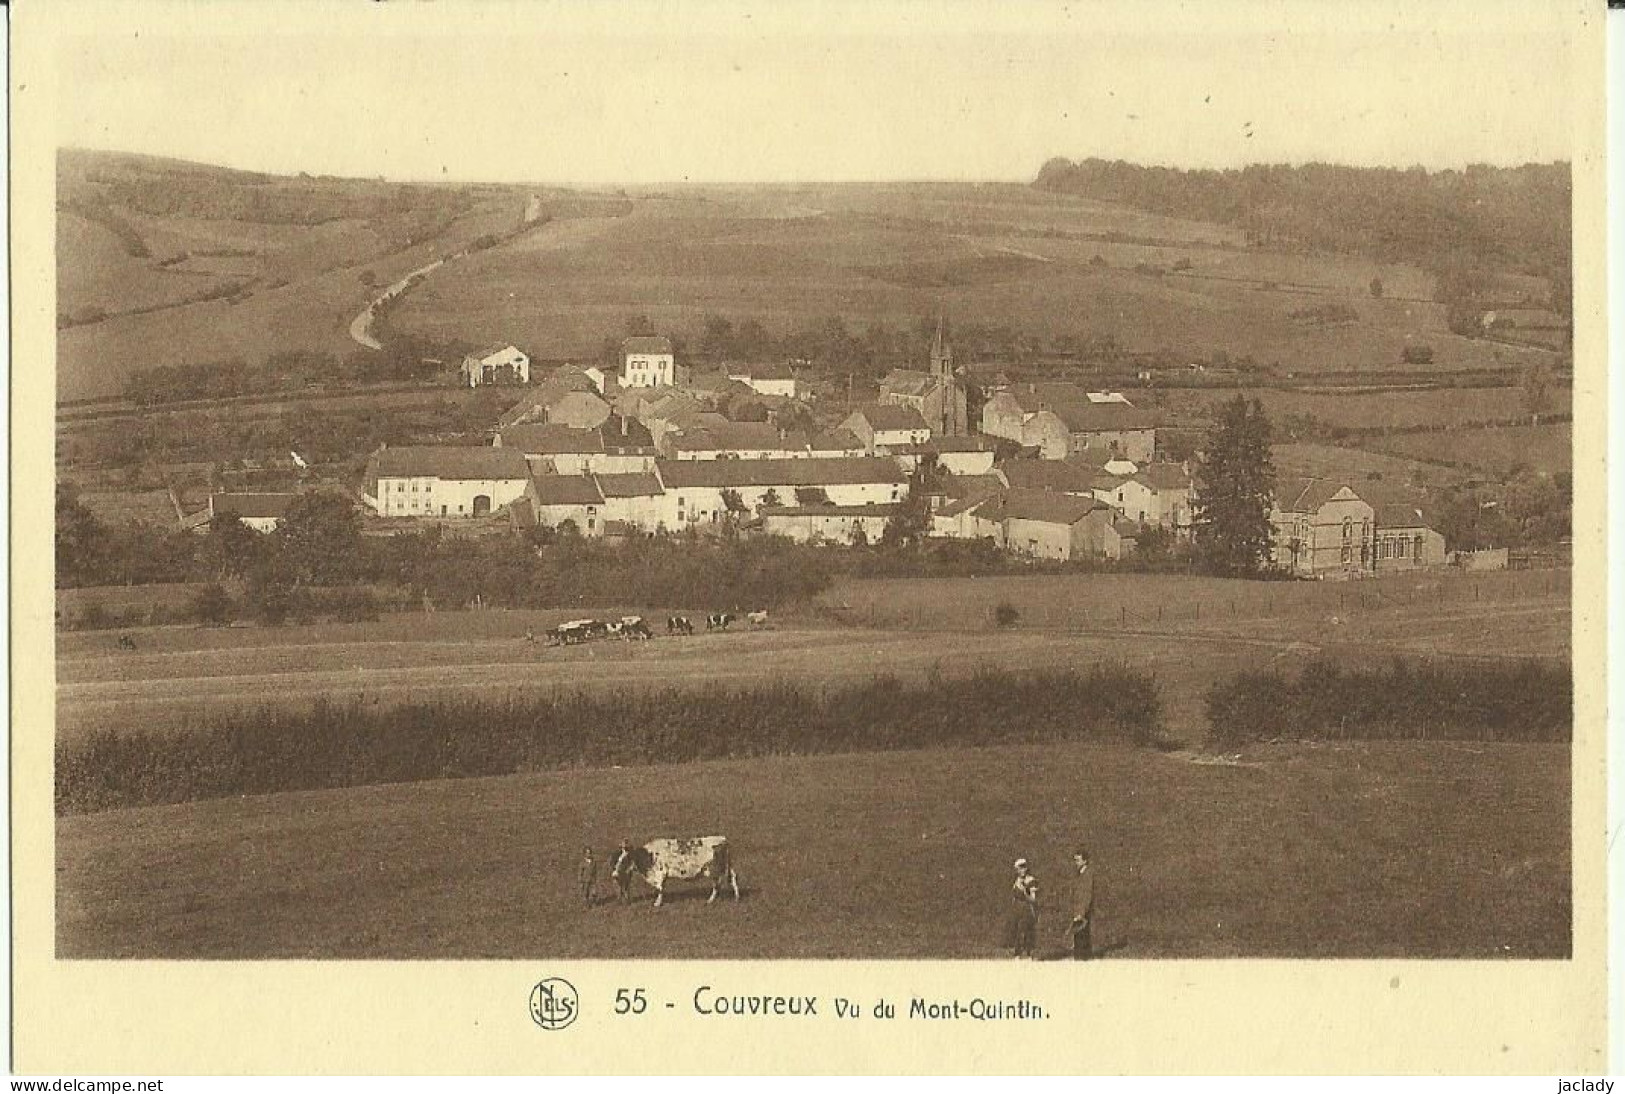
(45, 0, 1585, 187)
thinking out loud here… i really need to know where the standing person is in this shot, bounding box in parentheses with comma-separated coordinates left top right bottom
(612, 839, 635, 903)
(578, 847, 597, 907)
(1007, 859, 1040, 959)
(1068, 848, 1096, 960)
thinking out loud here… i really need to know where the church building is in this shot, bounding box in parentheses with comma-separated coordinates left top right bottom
(878, 316, 968, 437)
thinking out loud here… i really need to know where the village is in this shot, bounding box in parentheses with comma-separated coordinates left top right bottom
(199, 323, 1455, 579)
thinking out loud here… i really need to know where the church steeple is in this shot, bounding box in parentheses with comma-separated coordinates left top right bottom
(930, 312, 953, 381)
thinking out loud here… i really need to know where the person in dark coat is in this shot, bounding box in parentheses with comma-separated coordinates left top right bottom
(1068, 848, 1096, 960)
(578, 847, 599, 906)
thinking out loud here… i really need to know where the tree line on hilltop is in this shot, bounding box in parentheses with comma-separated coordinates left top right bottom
(1032, 159, 1571, 299)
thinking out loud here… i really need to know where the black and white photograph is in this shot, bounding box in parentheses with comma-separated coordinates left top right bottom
(11, 0, 1612, 1076)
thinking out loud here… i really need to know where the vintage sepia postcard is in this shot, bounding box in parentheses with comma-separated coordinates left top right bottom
(9, 0, 1612, 1076)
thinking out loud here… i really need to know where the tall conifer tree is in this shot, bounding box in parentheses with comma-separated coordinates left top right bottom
(1192, 395, 1276, 576)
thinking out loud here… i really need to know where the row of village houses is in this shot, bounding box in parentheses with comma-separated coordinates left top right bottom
(208, 342, 1446, 576)
(218, 446, 1444, 577)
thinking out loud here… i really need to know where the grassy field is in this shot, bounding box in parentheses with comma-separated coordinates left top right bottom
(56, 737, 1571, 959)
(1270, 442, 1466, 488)
(55, 150, 545, 401)
(387, 183, 1550, 378)
(1366, 423, 1573, 477)
(55, 570, 1569, 745)
(1154, 385, 1565, 431)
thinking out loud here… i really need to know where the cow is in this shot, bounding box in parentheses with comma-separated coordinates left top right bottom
(666, 615, 694, 636)
(611, 836, 740, 907)
(117, 633, 138, 651)
(706, 612, 734, 632)
(552, 619, 602, 645)
(746, 610, 769, 627)
(619, 616, 653, 640)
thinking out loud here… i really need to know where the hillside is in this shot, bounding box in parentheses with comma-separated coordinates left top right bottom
(56, 152, 1571, 405)
(388, 180, 1557, 379)
(1032, 158, 1572, 294)
(55, 149, 617, 402)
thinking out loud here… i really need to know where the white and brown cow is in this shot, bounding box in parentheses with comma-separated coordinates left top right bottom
(611, 836, 740, 907)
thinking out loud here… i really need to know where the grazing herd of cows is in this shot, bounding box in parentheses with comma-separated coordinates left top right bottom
(543, 610, 769, 646)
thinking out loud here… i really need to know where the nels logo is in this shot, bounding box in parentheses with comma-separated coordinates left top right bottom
(529, 977, 580, 1031)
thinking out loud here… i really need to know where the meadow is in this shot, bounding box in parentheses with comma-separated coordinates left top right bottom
(1366, 423, 1573, 477)
(387, 184, 1550, 378)
(56, 737, 1570, 959)
(55, 569, 1569, 745)
(1153, 385, 1563, 431)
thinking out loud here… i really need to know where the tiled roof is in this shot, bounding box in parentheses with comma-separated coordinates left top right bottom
(597, 414, 656, 450)
(1131, 463, 1192, 491)
(849, 404, 930, 432)
(496, 383, 607, 427)
(810, 428, 865, 452)
(656, 457, 907, 489)
(622, 336, 674, 355)
(992, 488, 1108, 526)
(531, 475, 604, 506)
(880, 369, 937, 398)
(998, 459, 1097, 494)
(944, 472, 1005, 500)
(669, 421, 800, 452)
(1374, 502, 1434, 531)
(593, 472, 664, 498)
(1050, 402, 1158, 433)
(470, 342, 524, 361)
(498, 424, 605, 455)
(1274, 477, 1360, 514)
(368, 446, 531, 483)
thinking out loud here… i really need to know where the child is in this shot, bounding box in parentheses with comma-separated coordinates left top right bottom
(578, 847, 598, 906)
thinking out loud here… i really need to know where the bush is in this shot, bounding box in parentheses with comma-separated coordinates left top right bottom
(994, 601, 1021, 628)
(1204, 657, 1571, 746)
(189, 583, 233, 626)
(56, 665, 1164, 813)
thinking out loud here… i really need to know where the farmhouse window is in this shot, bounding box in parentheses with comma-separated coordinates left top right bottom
(1341, 546, 1352, 564)
(1397, 538, 1408, 558)
(1342, 518, 1352, 540)
(1414, 535, 1425, 560)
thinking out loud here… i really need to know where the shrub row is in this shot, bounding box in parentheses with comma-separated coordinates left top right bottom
(1204, 657, 1570, 745)
(56, 665, 1163, 814)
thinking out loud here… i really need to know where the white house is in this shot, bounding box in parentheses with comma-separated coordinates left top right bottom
(760, 504, 900, 544)
(622, 335, 677, 388)
(1107, 463, 1193, 531)
(460, 344, 531, 387)
(494, 418, 658, 475)
(528, 475, 606, 536)
(593, 471, 671, 532)
(982, 384, 1156, 462)
(656, 457, 908, 527)
(840, 404, 932, 455)
(727, 363, 799, 399)
(892, 436, 998, 477)
(206, 492, 296, 533)
(363, 446, 533, 518)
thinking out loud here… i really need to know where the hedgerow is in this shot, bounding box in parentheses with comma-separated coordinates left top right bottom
(57, 665, 1162, 814)
(1204, 657, 1570, 745)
